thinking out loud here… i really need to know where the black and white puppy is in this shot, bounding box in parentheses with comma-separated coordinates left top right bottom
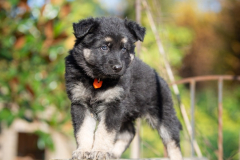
(65, 17, 182, 160)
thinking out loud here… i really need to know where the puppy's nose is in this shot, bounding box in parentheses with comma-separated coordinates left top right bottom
(112, 64, 122, 72)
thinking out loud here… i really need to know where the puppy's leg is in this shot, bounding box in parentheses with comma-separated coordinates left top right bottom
(71, 103, 96, 160)
(146, 112, 182, 160)
(159, 123, 182, 160)
(90, 105, 123, 160)
(153, 74, 183, 160)
(112, 121, 135, 158)
(90, 116, 115, 159)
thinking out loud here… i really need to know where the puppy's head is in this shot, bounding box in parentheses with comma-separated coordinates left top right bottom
(71, 17, 146, 79)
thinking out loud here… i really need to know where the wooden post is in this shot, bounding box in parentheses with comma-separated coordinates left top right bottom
(130, 119, 141, 158)
(135, 0, 141, 57)
(163, 146, 168, 157)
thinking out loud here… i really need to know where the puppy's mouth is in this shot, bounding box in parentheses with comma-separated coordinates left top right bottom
(106, 74, 123, 79)
(101, 64, 126, 79)
(100, 71, 123, 79)
(91, 69, 123, 80)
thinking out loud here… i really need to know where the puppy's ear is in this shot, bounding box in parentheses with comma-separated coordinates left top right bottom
(125, 18, 146, 42)
(73, 18, 99, 38)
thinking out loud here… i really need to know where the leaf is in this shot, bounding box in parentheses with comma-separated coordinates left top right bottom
(35, 130, 55, 151)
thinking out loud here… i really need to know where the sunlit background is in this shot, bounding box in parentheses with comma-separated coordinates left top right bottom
(0, 0, 240, 160)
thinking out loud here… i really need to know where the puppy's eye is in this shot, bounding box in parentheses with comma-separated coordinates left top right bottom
(101, 45, 109, 51)
(122, 47, 127, 53)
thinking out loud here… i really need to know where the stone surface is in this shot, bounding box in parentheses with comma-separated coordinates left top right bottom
(50, 158, 208, 160)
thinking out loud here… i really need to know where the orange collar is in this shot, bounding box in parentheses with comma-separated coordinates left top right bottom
(93, 78, 103, 89)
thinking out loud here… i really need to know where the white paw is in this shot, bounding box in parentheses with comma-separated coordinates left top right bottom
(72, 149, 90, 160)
(89, 151, 112, 160)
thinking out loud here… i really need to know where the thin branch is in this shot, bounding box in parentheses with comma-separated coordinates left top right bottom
(142, 0, 203, 157)
(142, 141, 162, 157)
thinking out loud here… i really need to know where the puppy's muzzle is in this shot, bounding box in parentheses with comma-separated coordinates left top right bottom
(112, 64, 122, 72)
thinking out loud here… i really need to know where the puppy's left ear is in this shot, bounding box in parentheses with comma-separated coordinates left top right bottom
(125, 18, 146, 42)
(73, 17, 99, 38)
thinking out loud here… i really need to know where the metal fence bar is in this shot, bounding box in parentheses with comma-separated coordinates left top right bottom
(171, 75, 240, 85)
(190, 80, 196, 157)
(170, 75, 240, 159)
(218, 78, 223, 160)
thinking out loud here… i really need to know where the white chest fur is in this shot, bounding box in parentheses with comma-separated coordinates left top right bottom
(69, 82, 124, 104)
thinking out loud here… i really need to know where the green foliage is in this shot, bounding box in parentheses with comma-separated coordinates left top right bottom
(0, 108, 15, 127)
(0, 0, 102, 151)
(35, 130, 55, 151)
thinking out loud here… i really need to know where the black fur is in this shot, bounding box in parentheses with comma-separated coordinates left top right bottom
(65, 17, 182, 160)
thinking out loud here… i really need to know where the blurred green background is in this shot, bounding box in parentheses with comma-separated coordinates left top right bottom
(0, 0, 240, 160)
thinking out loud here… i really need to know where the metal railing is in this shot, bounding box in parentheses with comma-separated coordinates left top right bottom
(171, 75, 240, 160)
(131, 75, 240, 159)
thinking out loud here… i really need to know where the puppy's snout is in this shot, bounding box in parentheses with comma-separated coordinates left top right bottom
(112, 64, 122, 72)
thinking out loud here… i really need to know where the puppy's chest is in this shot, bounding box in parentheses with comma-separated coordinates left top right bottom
(70, 81, 124, 106)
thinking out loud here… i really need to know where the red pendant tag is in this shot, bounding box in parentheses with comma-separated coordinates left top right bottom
(93, 78, 103, 89)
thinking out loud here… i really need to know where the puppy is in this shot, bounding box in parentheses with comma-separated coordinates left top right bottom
(65, 17, 182, 160)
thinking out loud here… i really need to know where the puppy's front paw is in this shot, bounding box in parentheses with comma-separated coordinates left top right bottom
(89, 151, 112, 160)
(72, 149, 90, 160)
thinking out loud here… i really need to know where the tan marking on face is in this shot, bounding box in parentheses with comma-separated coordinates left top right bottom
(83, 48, 91, 59)
(121, 37, 128, 43)
(130, 54, 134, 61)
(105, 37, 113, 42)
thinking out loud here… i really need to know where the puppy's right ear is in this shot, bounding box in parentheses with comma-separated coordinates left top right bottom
(73, 18, 98, 38)
(125, 18, 146, 42)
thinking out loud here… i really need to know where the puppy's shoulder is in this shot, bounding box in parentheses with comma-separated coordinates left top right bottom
(65, 52, 93, 97)
(65, 53, 85, 77)
(130, 57, 155, 76)
(65, 52, 78, 70)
